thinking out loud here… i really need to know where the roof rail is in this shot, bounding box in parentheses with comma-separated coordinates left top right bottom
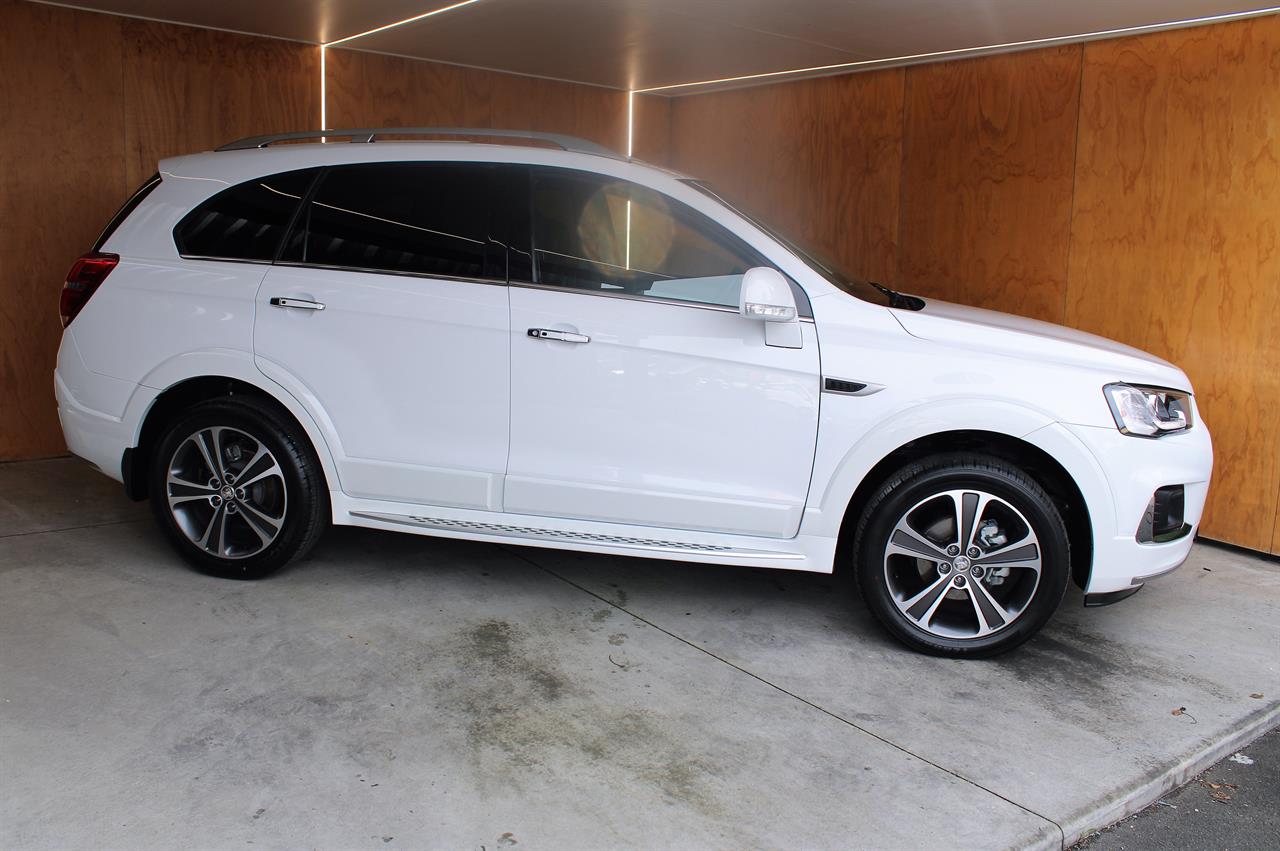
(215, 127, 619, 157)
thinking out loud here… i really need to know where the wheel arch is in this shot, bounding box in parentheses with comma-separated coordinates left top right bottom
(124, 374, 339, 502)
(834, 430, 1094, 591)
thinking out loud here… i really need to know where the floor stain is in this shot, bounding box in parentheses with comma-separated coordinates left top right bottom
(441, 618, 725, 819)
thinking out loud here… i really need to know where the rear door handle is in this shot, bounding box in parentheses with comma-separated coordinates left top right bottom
(528, 328, 589, 344)
(270, 297, 325, 311)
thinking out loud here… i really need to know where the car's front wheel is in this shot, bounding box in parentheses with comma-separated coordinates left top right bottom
(854, 453, 1070, 657)
(149, 398, 327, 579)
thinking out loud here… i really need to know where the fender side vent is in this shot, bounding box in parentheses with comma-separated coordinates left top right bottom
(824, 378, 867, 394)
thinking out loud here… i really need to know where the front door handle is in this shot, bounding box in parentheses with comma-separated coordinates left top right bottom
(528, 328, 589, 344)
(269, 297, 325, 311)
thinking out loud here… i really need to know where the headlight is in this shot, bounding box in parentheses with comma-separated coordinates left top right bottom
(1103, 383, 1193, 437)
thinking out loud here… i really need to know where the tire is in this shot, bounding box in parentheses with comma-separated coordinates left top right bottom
(149, 397, 328, 579)
(853, 452, 1070, 658)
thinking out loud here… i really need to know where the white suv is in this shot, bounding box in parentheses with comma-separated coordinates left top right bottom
(56, 128, 1212, 656)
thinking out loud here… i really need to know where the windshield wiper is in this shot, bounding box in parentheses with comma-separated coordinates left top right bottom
(869, 281, 925, 311)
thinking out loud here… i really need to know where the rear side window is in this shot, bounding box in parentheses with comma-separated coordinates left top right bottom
(94, 173, 162, 251)
(529, 169, 760, 308)
(280, 162, 501, 280)
(173, 168, 319, 262)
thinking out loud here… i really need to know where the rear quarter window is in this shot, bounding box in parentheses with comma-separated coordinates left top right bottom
(173, 168, 319, 262)
(93, 173, 161, 251)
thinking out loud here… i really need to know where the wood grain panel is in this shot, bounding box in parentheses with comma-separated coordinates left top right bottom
(897, 46, 1082, 323)
(1272, 482, 1280, 555)
(631, 93, 671, 165)
(669, 69, 905, 285)
(1068, 17, 1280, 550)
(326, 49, 489, 129)
(0, 0, 126, 460)
(328, 49, 628, 154)
(122, 19, 319, 185)
(481, 70, 625, 153)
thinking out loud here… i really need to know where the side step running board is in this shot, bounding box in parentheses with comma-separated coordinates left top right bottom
(349, 511, 803, 559)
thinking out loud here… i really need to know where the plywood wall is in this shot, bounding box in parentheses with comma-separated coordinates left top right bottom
(0, 1, 318, 461)
(1068, 19, 1280, 551)
(666, 16, 1280, 552)
(898, 47, 1081, 323)
(326, 48, 626, 153)
(630, 93, 672, 164)
(1273, 486, 1280, 554)
(121, 20, 319, 187)
(669, 70, 905, 286)
(0, 2, 627, 464)
(0, 0, 127, 461)
(3, 1, 1275, 551)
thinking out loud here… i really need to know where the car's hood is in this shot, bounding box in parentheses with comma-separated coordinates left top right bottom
(891, 298, 1190, 389)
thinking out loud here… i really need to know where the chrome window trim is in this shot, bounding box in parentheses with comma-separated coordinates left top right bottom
(177, 254, 274, 267)
(511, 279, 816, 322)
(271, 260, 507, 287)
(181, 253, 504, 286)
(177, 255, 813, 319)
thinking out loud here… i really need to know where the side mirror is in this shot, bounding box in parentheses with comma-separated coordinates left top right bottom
(739, 267, 797, 322)
(739, 267, 802, 349)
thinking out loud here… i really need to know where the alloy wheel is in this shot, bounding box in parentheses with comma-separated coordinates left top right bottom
(165, 426, 287, 559)
(882, 489, 1042, 639)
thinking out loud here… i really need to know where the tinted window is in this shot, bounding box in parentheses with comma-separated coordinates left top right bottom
(174, 168, 318, 261)
(530, 170, 759, 307)
(282, 163, 498, 280)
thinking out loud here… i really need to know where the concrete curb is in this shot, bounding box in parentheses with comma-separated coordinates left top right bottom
(1059, 702, 1280, 847)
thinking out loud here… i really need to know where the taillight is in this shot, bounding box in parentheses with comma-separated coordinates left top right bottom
(60, 252, 118, 327)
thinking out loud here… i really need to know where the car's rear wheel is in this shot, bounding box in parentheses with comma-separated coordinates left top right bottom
(854, 453, 1070, 657)
(150, 398, 327, 579)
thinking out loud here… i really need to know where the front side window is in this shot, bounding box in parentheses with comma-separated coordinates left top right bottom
(280, 163, 500, 280)
(173, 168, 318, 261)
(529, 169, 761, 308)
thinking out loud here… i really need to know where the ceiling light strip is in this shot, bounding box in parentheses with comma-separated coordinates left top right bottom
(319, 44, 328, 134)
(324, 0, 486, 47)
(626, 90, 635, 157)
(634, 6, 1280, 94)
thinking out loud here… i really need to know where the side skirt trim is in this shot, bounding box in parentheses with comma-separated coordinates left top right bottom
(348, 510, 805, 559)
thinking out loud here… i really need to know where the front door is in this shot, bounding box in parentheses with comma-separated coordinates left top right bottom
(254, 162, 511, 510)
(504, 168, 820, 538)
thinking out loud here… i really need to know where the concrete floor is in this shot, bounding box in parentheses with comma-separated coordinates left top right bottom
(1, 458, 1277, 850)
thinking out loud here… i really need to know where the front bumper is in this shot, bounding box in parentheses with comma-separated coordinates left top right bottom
(1064, 419, 1213, 594)
(1025, 415, 1212, 596)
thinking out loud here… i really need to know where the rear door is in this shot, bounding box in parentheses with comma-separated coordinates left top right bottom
(503, 167, 821, 538)
(254, 162, 512, 510)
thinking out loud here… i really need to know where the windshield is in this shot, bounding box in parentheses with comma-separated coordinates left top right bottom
(684, 180, 924, 310)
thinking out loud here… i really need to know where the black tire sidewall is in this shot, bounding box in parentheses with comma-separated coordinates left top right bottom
(149, 399, 324, 579)
(855, 457, 1070, 657)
